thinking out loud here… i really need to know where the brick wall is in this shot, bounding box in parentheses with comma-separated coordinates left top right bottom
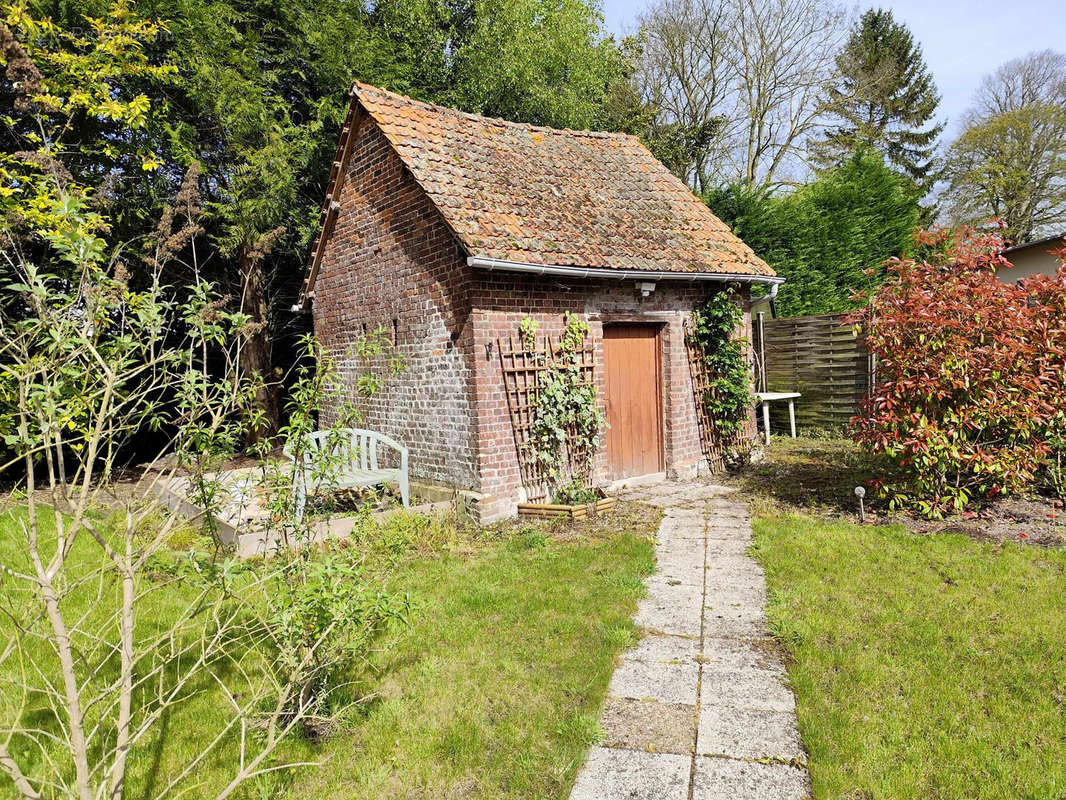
(311, 117, 479, 488)
(469, 274, 755, 515)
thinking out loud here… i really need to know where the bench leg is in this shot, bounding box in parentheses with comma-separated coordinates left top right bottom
(399, 473, 410, 507)
(788, 399, 797, 438)
(293, 479, 307, 524)
(762, 401, 771, 446)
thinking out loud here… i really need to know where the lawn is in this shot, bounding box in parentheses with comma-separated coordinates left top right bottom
(752, 511, 1066, 799)
(0, 503, 657, 799)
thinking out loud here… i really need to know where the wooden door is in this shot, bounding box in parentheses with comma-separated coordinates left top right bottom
(603, 324, 664, 480)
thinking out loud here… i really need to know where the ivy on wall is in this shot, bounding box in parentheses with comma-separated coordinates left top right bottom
(689, 287, 753, 444)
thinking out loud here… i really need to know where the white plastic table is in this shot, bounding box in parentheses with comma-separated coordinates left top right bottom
(755, 392, 801, 445)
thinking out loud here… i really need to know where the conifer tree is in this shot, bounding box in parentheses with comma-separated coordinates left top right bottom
(815, 8, 943, 194)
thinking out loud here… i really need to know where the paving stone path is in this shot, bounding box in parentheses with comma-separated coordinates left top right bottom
(569, 481, 810, 800)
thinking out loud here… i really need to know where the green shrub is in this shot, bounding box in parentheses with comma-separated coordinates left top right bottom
(852, 227, 1066, 516)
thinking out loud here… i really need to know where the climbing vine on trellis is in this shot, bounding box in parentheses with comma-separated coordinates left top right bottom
(529, 313, 605, 489)
(687, 286, 753, 465)
(498, 312, 605, 501)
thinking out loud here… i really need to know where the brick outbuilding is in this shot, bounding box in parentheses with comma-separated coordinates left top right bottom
(299, 82, 781, 521)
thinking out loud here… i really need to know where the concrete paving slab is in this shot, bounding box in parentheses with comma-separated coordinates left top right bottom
(654, 544, 706, 567)
(608, 656, 700, 705)
(700, 669, 796, 713)
(657, 528, 711, 546)
(570, 747, 691, 800)
(703, 605, 768, 639)
(660, 507, 707, 522)
(705, 537, 751, 558)
(645, 572, 705, 599)
(696, 706, 804, 760)
(655, 538, 708, 564)
(704, 584, 768, 614)
(599, 697, 696, 754)
(623, 633, 701, 665)
(705, 526, 753, 542)
(704, 555, 762, 583)
(699, 637, 785, 676)
(705, 520, 750, 531)
(635, 593, 703, 637)
(704, 510, 751, 522)
(692, 757, 809, 800)
(651, 562, 706, 589)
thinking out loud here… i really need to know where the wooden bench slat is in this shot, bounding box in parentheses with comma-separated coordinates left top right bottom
(283, 428, 410, 520)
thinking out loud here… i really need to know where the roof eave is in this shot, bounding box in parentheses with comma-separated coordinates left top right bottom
(466, 255, 784, 285)
(1001, 232, 1066, 255)
(295, 90, 365, 311)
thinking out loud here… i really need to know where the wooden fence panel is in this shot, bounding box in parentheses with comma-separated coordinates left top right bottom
(756, 312, 873, 431)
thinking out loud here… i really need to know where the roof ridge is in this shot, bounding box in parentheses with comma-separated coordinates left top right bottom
(350, 80, 634, 142)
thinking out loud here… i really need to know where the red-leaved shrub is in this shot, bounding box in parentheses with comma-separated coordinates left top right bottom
(851, 227, 1066, 517)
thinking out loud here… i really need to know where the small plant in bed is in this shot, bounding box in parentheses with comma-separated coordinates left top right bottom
(263, 544, 410, 738)
(552, 480, 602, 506)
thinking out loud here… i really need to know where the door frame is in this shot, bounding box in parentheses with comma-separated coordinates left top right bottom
(601, 321, 666, 480)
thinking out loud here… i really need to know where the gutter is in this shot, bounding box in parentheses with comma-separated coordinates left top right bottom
(753, 282, 780, 302)
(466, 256, 785, 286)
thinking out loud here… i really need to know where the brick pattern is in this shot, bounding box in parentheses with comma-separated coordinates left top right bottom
(470, 274, 755, 508)
(311, 121, 479, 488)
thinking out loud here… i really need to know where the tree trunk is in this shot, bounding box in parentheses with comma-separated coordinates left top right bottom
(239, 244, 280, 444)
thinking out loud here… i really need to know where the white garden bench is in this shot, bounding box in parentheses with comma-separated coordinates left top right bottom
(283, 428, 409, 521)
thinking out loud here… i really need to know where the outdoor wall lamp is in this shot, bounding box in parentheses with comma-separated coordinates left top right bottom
(638, 281, 657, 297)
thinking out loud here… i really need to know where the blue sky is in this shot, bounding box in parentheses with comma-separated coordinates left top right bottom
(601, 0, 1066, 134)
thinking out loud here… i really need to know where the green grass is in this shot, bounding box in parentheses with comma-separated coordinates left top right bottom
(0, 508, 290, 799)
(0, 505, 656, 799)
(293, 521, 654, 798)
(752, 512, 1066, 799)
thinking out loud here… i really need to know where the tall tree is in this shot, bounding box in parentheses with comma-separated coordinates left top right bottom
(365, 0, 628, 130)
(944, 51, 1066, 243)
(730, 0, 848, 188)
(634, 0, 733, 193)
(634, 0, 847, 191)
(7, 0, 650, 440)
(814, 8, 943, 194)
(155, 0, 630, 439)
(169, 0, 630, 439)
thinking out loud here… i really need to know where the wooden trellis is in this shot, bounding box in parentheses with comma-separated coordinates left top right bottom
(684, 319, 754, 473)
(498, 335, 596, 502)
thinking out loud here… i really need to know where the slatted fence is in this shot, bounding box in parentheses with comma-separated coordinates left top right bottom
(755, 312, 874, 431)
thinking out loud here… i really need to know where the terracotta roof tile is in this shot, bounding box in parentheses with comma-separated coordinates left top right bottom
(348, 82, 774, 277)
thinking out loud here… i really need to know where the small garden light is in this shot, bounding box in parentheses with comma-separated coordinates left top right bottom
(854, 485, 866, 523)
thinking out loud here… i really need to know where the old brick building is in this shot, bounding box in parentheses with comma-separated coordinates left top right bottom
(299, 82, 780, 521)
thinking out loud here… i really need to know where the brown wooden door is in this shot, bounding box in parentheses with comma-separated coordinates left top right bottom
(603, 324, 664, 480)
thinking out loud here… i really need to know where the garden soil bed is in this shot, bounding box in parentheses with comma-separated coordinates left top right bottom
(730, 436, 1066, 548)
(885, 496, 1066, 548)
(518, 492, 616, 520)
